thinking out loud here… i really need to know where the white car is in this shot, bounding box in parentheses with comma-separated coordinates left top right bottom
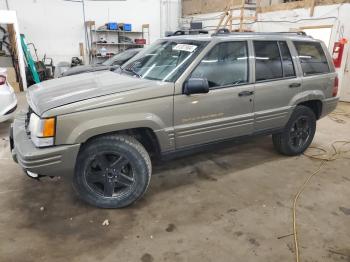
(0, 67, 17, 122)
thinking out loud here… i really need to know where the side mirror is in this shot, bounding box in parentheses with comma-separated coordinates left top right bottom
(184, 78, 209, 95)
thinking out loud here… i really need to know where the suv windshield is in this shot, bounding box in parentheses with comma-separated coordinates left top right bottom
(121, 39, 208, 82)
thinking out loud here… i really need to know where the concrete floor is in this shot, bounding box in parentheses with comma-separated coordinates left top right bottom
(0, 93, 350, 262)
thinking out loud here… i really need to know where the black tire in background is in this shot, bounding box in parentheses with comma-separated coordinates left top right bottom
(272, 105, 316, 156)
(73, 135, 152, 208)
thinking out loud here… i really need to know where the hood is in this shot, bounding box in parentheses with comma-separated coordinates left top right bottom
(27, 71, 154, 116)
(60, 64, 111, 77)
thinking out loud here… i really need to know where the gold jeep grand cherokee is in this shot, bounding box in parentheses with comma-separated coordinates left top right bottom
(10, 32, 339, 208)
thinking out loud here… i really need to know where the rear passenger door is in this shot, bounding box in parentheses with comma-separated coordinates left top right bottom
(253, 40, 301, 132)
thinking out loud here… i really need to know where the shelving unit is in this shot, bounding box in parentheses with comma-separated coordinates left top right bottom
(93, 42, 144, 46)
(94, 30, 143, 34)
(90, 24, 150, 64)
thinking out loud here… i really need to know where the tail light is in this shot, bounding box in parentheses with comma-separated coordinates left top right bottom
(332, 76, 339, 97)
(0, 75, 6, 85)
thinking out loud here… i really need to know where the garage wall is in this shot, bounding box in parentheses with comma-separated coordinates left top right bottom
(256, 4, 350, 102)
(0, 0, 181, 64)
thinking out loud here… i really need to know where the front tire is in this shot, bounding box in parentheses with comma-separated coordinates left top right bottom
(272, 105, 316, 156)
(73, 135, 151, 208)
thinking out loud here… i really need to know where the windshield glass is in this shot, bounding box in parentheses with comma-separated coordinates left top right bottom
(102, 49, 138, 66)
(121, 39, 208, 82)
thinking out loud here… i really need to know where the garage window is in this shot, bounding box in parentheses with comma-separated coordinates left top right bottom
(190, 41, 249, 88)
(294, 41, 330, 76)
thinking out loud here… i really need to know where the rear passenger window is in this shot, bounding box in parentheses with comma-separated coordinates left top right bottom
(190, 41, 249, 88)
(278, 41, 295, 77)
(294, 41, 330, 76)
(254, 41, 283, 81)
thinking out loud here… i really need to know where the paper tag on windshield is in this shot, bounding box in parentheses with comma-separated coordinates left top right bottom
(173, 44, 197, 52)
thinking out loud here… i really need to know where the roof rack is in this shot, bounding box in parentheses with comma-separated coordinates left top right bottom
(212, 30, 308, 37)
(167, 29, 209, 37)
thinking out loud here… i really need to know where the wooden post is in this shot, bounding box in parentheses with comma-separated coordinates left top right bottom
(255, 0, 261, 21)
(223, 12, 232, 29)
(216, 0, 233, 32)
(216, 11, 227, 31)
(79, 42, 85, 64)
(229, 0, 233, 32)
(310, 0, 316, 17)
(239, 0, 245, 32)
(229, 8, 233, 32)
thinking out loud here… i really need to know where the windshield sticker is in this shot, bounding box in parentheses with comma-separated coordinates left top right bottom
(173, 44, 198, 53)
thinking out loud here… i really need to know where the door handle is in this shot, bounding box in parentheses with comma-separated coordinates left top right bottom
(238, 91, 254, 97)
(289, 83, 301, 88)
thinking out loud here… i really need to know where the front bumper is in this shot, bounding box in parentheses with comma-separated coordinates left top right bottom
(320, 97, 339, 118)
(10, 113, 80, 177)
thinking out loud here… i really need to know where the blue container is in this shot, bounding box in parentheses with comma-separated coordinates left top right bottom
(107, 23, 118, 30)
(123, 24, 132, 32)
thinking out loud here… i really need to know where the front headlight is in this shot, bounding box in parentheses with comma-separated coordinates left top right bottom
(29, 113, 56, 147)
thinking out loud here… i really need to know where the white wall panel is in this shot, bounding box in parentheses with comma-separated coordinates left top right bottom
(0, 0, 181, 63)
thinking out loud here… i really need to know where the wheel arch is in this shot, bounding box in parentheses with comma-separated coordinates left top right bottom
(80, 127, 162, 159)
(297, 100, 322, 119)
(56, 111, 175, 154)
(290, 91, 324, 120)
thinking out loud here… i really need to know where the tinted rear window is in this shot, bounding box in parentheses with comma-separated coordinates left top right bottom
(294, 41, 330, 76)
(279, 41, 295, 77)
(254, 41, 283, 81)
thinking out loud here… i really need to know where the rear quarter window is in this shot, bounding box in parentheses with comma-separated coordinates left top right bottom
(293, 41, 330, 76)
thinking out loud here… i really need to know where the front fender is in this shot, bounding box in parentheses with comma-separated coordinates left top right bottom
(55, 96, 174, 152)
(66, 113, 165, 144)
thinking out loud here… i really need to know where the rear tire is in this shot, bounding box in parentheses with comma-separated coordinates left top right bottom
(272, 105, 316, 156)
(73, 135, 151, 208)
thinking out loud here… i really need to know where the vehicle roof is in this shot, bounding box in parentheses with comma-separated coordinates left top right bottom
(164, 32, 319, 43)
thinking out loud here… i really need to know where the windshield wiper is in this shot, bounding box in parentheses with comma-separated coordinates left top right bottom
(122, 67, 142, 78)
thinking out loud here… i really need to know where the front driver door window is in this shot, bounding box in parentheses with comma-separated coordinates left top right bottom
(173, 41, 255, 148)
(191, 41, 249, 88)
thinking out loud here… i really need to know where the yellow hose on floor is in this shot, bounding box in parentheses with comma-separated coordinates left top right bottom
(328, 109, 350, 124)
(293, 140, 350, 262)
(292, 105, 350, 261)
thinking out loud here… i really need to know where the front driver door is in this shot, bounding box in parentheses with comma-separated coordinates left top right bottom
(174, 41, 255, 149)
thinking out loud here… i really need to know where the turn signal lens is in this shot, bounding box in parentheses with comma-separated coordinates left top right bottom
(42, 118, 56, 137)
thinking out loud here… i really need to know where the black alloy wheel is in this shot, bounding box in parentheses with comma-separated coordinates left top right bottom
(73, 135, 152, 208)
(85, 152, 135, 198)
(288, 116, 311, 151)
(272, 105, 316, 156)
